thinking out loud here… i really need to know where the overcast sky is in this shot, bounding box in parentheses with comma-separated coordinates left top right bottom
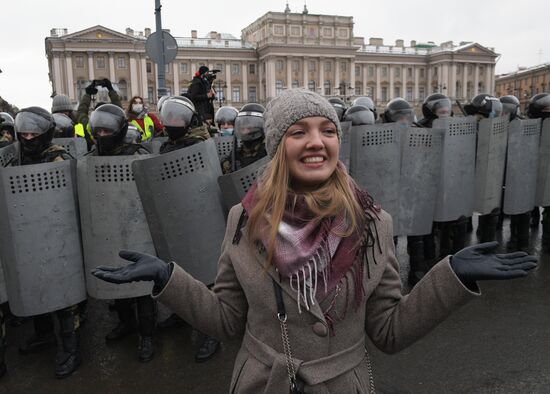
(2, 0, 550, 110)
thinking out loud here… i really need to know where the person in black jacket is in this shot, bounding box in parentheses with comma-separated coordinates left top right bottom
(187, 66, 215, 125)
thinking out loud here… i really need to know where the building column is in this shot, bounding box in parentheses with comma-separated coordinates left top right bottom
(474, 64, 480, 96)
(319, 58, 325, 95)
(267, 57, 276, 98)
(414, 67, 420, 101)
(191, 62, 197, 76)
(129, 54, 139, 98)
(225, 61, 232, 104)
(350, 60, 356, 96)
(334, 59, 340, 95)
(173, 61, 179, 96)
(462, 63, 468, 99)
(140, 56, 148, 99)
(402, 65, 407, 99)
(442, 63, 449, 95)
(376, 65, 381, 103)
(303, 57, 309, 89)
(427, 66, 433, 95)
(485, 64, 493, 95)
(52, 52, 63, 95)
(65, 52, 74, 99)
(450, 63, 457, 99)
(362, 64, 368, 97)
(242, 63, 248, 102)
(286, 56, 292, 90)
(87, 51, 95, 81)
(258, 60, 264, 101)
(389, 65, 395, 99)
(108, 52, 116, 82)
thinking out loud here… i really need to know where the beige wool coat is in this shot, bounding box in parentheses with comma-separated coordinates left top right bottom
(154, 204, 479, 393)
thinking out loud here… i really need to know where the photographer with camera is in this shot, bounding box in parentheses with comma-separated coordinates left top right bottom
(187, 66, 216, 126)
(76, 78, 123, 150)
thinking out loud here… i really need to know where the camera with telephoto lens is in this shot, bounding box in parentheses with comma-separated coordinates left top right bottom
(93, 79, 105, 87)
(205, 69, 221, 82)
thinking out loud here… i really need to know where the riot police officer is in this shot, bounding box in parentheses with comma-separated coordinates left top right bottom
(11, 107, 80, 378)
(88, 104, 156, 362)
(52, 112, 75, 138)
(464, 94, 504, 243)
(158, 96, 211, 154)
(221, 103, 267, 175)
(382, 97, 417, 124)
(343, 105, 375, 126)
(352, 96, 377, 121)
(526, 93, 550, 249)
(328, 97, 347, 121)
(0, 112, 15, 148)
(417, 93, 452, 127)
(214, 106, 239, 136)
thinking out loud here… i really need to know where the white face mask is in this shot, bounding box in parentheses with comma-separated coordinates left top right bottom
(132, 104, 144, 113)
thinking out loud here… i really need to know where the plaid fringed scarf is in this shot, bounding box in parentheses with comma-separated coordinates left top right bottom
(242, 171, 380, 317)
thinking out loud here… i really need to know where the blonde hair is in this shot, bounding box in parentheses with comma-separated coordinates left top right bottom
(247, 137, 365, 267)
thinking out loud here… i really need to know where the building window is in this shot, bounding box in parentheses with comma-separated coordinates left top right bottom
(118, 80, 128, 100)
(408, 68, 413, 78)
(75, 56, 84, 68)
(147, 62, 152, 73)
(324, 81, 331, 95)
(322, 27, 333, 37)
(355, 66, 361, 77)
(77, 79, 87, 98)
(337, 28, 349, 39)
(395, 67, 401, 78)
(249, 64, 256, 75)
(366, 86, 374, 99)
(292, 80, 299, 89)
(394, 87, 401, 98)
(309, 61, 316, 72)
(248, 86, 257, 102)
(180, 63, 188, 74)
(232, 64, 240, 75)
(276, 60, 284, 71)
(117, 56, 126, 68)
(406, 87, 413, 101)
(468, 65, 473, 75)
(232, 87, 241, 102)
(292, 60, 300, 71)
(420, 68, 425, 78)
(308, 80, 316, 92)
(341, 62, 347, 73)
(480, 66, 484, 75)
(290, 26, 301, 36)
(382, 67, 388, 77)
(419, 87, 425, 101)
(276, 80, 284, 96)
(355, 86, 362, 96)
(368, 66, 374, 77)
(96, 56, 106, 69)
(433, 67, 438, 76)
(325, 62, 332, 72)
(165, 63, 170, 74)
(456, 65, 461, 74)
(274, 25, 285, 36)
(381, 87, 388, 101)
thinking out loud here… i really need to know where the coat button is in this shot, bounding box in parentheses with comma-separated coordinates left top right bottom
(312, 322, 328, 337)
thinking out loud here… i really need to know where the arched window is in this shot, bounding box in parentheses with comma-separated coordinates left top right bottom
(324, 81, 331, 96)
(276, 80, 284, 96)
(308, 80, 316, 92)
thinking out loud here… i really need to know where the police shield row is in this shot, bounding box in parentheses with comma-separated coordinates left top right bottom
(0, 91, 266, 379)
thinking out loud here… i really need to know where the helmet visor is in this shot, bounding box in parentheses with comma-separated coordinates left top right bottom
(15, 111, 51, 135)
(427, 98, 452, 118)
(89, 110, 123, 135)
(388, 108, 416, 124)
(160, 99, 195, 128)
(235, 112, 264, 141)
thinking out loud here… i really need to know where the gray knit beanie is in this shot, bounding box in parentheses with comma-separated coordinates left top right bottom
(264, 89, 341, 158)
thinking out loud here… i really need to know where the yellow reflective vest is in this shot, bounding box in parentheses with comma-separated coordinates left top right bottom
(74, 123, 85, 138)
(130, 115, 154, 142)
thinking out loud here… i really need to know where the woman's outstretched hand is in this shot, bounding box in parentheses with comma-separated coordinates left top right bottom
(92, 250, 172, 290)
(450, 241, 538, 284)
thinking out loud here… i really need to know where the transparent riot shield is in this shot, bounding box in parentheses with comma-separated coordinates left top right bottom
(432, 116, 477, 222)
(52, 138, 88, 159)
(0, 143, 19, 167)
(217, 156, 269, 212)
(133, 139, 226, 285)
(398, 128, 444, 235)
(78, 155, 155, 299)
(503, 118, 541, 215)
(350, 124, 401, 234)
(536, 118, 550, 206)
(339, 121, 353, 169)
(0, 160, 86, 316)
(473, 117, 509, 215)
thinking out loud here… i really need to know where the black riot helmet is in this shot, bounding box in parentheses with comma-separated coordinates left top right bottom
(352, 97, 377, 120)
(235, 103, 265, 142)
(0, 112, 15, 140)
(343, 105, 375, 126)
(422, 93, 452, 120)
(89, 104, 128, 155)
(328, 97, 347, 121)
(499, 95, 521, 121)
(159, 96, 198, 140)
(383, 98, 416, 124)
(52, 113, 75, 138)
(464, 94, 503, 118)
(526, 93, 550, 119)
(15, 107, 56, 156)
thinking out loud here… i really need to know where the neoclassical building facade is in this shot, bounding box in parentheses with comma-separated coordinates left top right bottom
(45, 10, 499, 112)
(495, 62, 550, 108)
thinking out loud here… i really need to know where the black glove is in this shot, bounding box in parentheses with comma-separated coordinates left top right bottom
(102, 78, 114, 92)
(92, 250, 172, 291)
(450, 241, 537, 285)
(85, 81, 98, 95)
